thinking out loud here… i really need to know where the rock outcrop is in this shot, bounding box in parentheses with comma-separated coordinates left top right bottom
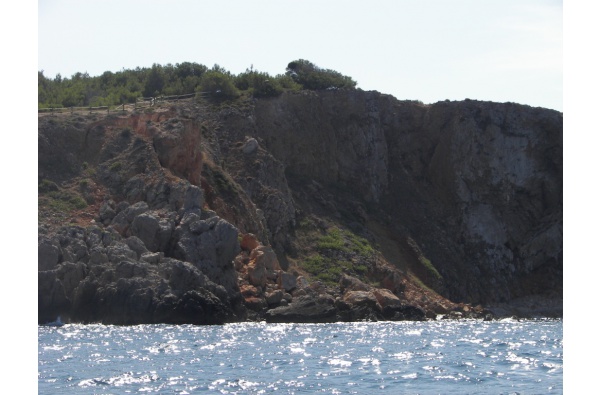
(38, 108, 247, 324)
(38, 90, 562, 324)
(245, 92, 562, 309)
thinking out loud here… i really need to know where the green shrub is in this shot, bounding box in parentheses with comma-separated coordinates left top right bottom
(235, 70, 284, 97)
(109, 162, 123, 172)
(274, 74, 302, 91)
(83, 166, 96, 177)
(69, 195, 88, 209)
(198, 70, 240, 100)
(79, 178, 90, 189)
(38, 179, 59, 193)
(286, 59, 357, 91)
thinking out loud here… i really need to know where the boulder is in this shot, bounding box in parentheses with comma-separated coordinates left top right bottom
(242, 138, 259, 154)
(140, 252, 163, 265)
(247, 262, 267, 287)
(240, 284, 260, 298)
(124, 236, 149, 259)
(249, 246, 281, 271)
(372, 288, 402, 310)
(265, 294, 337, 323)
(173, 216, 241, 295)
(244, 296, 268, 312)
(98, 200, 116, 225)
(340, 274, 371, 292)
(265, 289, 284, 306)
(374, 301, 427, 321)
(277, 272, 297, 292)
(38, 237, 61, 271)
(246, 246, 281, 287)
(343, 290, 379, 309)
(240, 233, 261, 251)
(296, 276, 309, 290)
(130, 212, 173, 252)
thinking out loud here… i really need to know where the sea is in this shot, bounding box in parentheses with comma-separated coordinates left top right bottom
(38, 319, 562, 394)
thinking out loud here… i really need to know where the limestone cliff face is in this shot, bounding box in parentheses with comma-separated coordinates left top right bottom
(252, 91, 392, 203)
(38, 89, 562, 324)
(233, 91, 562, 307)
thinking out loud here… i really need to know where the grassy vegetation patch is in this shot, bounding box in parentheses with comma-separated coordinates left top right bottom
(298, 226, 375, 286)
(317, 228, 348, 252)
(317, 227, 374, 256)
(302, 255, 346, 285)
(419, 255, 442, 281)
(345, 230, 375, 256)
(39, 181, 87, 212)
(48, 191, 87, 211)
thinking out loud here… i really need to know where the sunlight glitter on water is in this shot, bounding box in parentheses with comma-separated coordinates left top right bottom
(39, 319, 562, 394)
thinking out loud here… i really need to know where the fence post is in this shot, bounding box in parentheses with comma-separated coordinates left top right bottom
(122, 103, 125, 113)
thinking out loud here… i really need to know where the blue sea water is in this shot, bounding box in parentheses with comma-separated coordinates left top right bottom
(38, 319, 562, 394)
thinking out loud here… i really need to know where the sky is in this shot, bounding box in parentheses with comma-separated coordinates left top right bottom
(38, 0, 563, 111)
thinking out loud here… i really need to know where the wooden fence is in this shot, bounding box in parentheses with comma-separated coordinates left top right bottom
(38, 91, 208, 116)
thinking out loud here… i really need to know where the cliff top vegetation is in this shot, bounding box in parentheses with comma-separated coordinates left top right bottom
(38, 59, 357, 109)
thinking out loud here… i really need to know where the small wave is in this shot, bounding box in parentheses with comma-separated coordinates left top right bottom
(42, 345, 65, 351)
(459, 337, 484, 344)
(78, 378, 109, 387)
(283, 380, 305, 388)
(199, 343, 221, 351)
(209, 378, 226, 390)
(506, 352, 534, 365)
(430, 339, 446, 347)
(328, 358, 352, 368)
(393, 351, 414, 361)
(79, 372, 159, 388)
(211, 378, 261, 391)
(434, 374, 459, 381)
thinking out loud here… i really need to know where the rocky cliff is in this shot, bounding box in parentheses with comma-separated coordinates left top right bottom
(38, 90, 562, 324)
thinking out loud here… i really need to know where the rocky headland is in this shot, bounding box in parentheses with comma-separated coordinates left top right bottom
(38, 89, 562, 325)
